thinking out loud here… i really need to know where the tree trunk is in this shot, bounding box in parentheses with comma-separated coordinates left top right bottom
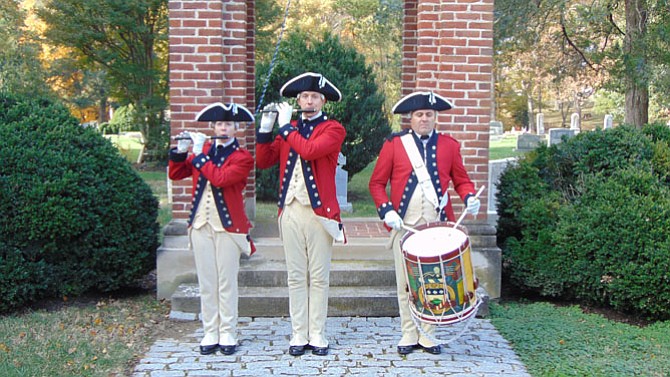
(623, 0, 649, 128)
(98, 97, 109, 123)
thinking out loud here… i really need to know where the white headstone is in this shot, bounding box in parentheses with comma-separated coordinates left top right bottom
(536, 113, 545, 135)
(570, 113, 580, 130)
(335, 153, 352, 212)
(490, 121, 503, 135)
(604, 114, 613, 129)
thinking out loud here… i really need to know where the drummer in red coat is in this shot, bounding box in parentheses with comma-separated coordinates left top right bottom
(169, 102, 255, 356)
(256, 72, 346, 357)
(368, 91, 481, 355)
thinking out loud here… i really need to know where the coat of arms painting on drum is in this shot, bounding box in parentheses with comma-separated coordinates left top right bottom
(400, 222, 481, 325)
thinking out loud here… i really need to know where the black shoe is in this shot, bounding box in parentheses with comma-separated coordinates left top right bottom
(397, 344, 417, 355)
(311, 346, 329, 356)
(199, 344, 219, 355)
(419, 344, 442, 355)
(219, 345, 236, 355)
(289, 345, 307, 356)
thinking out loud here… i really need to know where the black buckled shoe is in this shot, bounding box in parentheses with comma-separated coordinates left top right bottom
(288, 345, 307, 356)
(419, 344, 442, 355)
(219, 345, 236, 355)
(199, 344, 219, 355)
(311, 346, 329, 356)
(397, 344, 418, 355)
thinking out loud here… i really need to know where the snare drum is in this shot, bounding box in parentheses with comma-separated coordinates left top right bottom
(400, 222, 479, 325)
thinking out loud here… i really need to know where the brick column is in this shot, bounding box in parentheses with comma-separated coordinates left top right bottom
(402, 0, 493, 217)
(168, 0, 256, 221)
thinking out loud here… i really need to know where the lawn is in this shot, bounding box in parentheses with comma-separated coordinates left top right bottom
(489, 133, 526, 160)
(490, 302, 670, 376)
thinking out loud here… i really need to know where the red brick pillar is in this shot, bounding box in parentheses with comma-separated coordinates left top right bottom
(168, 0, 256, 221)
(402, 0, 493, 217)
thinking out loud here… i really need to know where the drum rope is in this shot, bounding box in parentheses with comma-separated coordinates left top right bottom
(409, 294, 482, 346)
(401, 222, 482, 346)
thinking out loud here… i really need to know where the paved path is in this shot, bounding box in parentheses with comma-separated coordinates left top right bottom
(139, 218, 530, 376)
(132, 316, 530, 376)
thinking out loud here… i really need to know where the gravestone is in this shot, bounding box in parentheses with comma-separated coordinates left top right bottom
(548, 128, 576, 146)
(336, 153, 353, 212)
(516, 133, 543, 151)
(604, 114, 613, 129)
(490, 121, 503, 141)
(488, 157, 517, 225)
(536, 113, 545, 135)
(570, 113, 580, 132)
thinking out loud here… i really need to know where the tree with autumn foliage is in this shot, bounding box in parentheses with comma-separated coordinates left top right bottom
(495, 0, 670, 129)
(38, 0, 169, 160)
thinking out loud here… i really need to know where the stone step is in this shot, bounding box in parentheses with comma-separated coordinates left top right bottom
(170, 284, 399, 318)
(157, 236, 390, 299)
(238, 258, 396, 287)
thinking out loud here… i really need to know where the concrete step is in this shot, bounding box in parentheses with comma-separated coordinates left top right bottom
(238, 258, 396, 287)
(170, 284, 399, 318)
(157, 237, 391, 299)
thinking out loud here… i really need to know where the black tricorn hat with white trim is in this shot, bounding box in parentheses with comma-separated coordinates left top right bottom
(391, 91, 454, 114)
(280, 72, 342, 102)
(195, 102, 254, 122)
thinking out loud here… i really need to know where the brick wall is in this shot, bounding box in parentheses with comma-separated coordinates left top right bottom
(168, 0, 256, 221)
(402, 0, 493, 217)
(167, 0, 493, 221)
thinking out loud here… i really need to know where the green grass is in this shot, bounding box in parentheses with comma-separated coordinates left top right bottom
(490, 301, 670, 377)
(489, 133, 526, 160)
(0, 295, 170, 377)
(105, 134, 144, 163)
(136, 169, 172, 230)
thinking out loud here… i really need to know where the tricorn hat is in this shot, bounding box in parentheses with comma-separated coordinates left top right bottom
(391, 91, 453, 114)
(280, 72, 342, 102)
(195, 102, 254, 122)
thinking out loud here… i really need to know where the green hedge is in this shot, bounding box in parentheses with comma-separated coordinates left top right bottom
(497, 125, 670, 320)
(0, 93, 159, 313)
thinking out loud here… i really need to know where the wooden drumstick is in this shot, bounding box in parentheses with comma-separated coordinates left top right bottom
(402, 224, 420, 233)
(453, 185, 486, 229)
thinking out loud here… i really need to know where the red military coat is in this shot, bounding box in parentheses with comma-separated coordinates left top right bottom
(169, 139, 254, 236)
(256, 113, 346, 223)
(369, 129, 475, 223)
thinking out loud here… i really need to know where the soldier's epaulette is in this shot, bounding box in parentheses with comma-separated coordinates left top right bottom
(385, 128, 411, 141)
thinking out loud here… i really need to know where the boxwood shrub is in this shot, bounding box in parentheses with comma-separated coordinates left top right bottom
(497, 125, 670, 320)
(0, 93, 159, 313)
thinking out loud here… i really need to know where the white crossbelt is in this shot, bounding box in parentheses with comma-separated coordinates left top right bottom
(400, 133, 440, 209)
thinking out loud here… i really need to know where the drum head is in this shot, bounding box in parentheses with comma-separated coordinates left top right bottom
(403, 226, 467, 258)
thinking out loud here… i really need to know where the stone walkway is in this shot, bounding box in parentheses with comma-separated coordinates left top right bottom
(132, 316, 530, 376)
(140, 218, 530, 376)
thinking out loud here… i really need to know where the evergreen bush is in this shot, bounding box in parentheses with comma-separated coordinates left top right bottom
(254, 30, 392, 201)
(554, 168, 670, 319)
(497, 125, 670, 319)
(0, 93, 159, 312)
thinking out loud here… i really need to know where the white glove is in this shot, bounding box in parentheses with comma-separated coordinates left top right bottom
(191, 132, 207, 155)
(176, 131, 191, 153)
(466, 196, 481, 216)
(276, 102, 293, 126)
(383, 210, 404, 231)
(260, 104, 277, 133)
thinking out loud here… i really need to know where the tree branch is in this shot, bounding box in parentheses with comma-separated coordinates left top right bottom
(608, 12, 625, 36)
(560, 21, 598, 72)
